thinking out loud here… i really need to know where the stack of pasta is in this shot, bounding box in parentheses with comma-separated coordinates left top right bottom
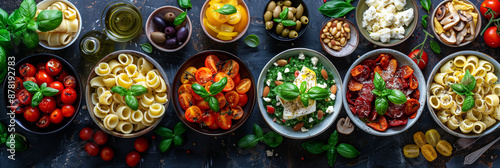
(90, 54, 168, 134)
(36, 1, 79, 47)
(429, 55, 500, 134)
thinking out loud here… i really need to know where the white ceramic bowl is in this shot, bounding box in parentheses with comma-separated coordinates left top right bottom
(37, 0, 82, 50)
(342, 48, 426, 136)
(427, 51, 500, 138)
(257, 48, 343, 139)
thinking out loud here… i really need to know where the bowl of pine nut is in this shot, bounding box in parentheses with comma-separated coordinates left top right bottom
(319, 18, 359, 57)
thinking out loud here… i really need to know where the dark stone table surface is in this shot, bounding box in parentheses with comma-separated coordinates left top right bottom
(1, 0, 500, 167)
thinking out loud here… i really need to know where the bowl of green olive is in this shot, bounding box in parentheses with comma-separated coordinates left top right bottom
(263, 0, 309, 41)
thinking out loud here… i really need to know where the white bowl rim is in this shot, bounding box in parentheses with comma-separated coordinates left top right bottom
(37, 0, 82, 50)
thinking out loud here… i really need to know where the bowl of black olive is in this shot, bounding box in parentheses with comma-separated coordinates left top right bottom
(263, 0, 309, 41)
(146, 6, 192, 52)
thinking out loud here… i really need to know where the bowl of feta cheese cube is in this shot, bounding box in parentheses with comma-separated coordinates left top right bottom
(356, 0, 418, 47)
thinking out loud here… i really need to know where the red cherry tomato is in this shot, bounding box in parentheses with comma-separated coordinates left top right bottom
(484, 26, 500, 48)
(36, 62, 46, 71)
(407, 49, 428, 70)
(480, 0, 500, 20)
(205, 54, 220, 74)
(267, 105, 275, 114)
(61, 105, 75, 117)
(49, 81, 64, 96)
(84, 142, 100, 156)
(195, 67, 213, 85)
(61, 88, 77, 105)
(19, 63, 36, 77)
(24, 106, 40, 122)
(230, 106, 244, 120)
(185, 106, 203, 123)
(220, 59, 239, 78)
(50, 108, 64, 124)
(58, 70, 69, 82)
(100, 147, 114, 161)
(36, 114, 51, 128)
(202, 112, 217, 129)
(39, 96, 56, 113)
(178, 93, 194, 111)
(23, 76, 37, 84)
(35, 70, 54, 86)
(11, 99, 25, 114)
(14, 77, 23, 91)
(196, 99, 210, 110)
(215, 112, 232, 130)
(233, 73, 241, 86)
(63, 75, 77, 88)
(294, 70, 299, 78)
(17, 89, 32, 105)
(237, 94, 248, 107)
(94, 130, 109, 145)
(134, 137, 150, 153)
(225, 91, 240, 108)
(126, 151, 141, 167)
(79, 127, 94, 141)
(46, 58, 63, 76)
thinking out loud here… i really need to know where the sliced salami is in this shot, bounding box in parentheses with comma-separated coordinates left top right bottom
(352, 65, 371, 82)
(355, 96, 371, 118)
(346, 90, 358, 105)
(358, 83, 375, 102)
(386, 102, 404, 119)
(386, 77, 403, 91)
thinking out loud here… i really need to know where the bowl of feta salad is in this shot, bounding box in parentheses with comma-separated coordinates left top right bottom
(356, 0, 418, 47)
(257, 48, 342, 139)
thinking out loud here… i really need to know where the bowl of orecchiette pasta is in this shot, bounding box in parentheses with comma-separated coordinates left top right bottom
(427, 51, 500, 138)
(36, 0, 82, 50)
(85, 50, 171, 138)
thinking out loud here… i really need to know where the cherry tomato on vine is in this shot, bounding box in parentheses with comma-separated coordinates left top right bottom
(480, 0, 500, 19)
(216, 112, 232, 130)
(408, 49, 428, 70)
(484, 26, 500, 48)
(185, 106, 203, 123)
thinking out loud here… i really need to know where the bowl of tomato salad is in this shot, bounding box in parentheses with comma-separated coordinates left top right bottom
(172, 50, 255, 136)
(342, 48, 426, 136)
(3, 53, 82, 134)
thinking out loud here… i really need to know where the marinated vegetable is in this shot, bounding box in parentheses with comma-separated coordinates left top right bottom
(203, 0, 248, 40)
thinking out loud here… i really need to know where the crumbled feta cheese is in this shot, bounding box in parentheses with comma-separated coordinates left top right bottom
(393, 0, 406, 10)
(263, 97, 271, 102)
(277, 72, 283, 80)
(326, 106, 334, 114)
(273, 62, 278, 66)
(266, 150, 274, 157)
(276, 102, 281, 106)
(311, 57, 319, 66)
(284, 68, 290, 73)
(266, 79, 271, 86)
(329, 94, 336, 101)
(309, 117, 314, 123)
(378, 28, 392, 43)
(401, 9, 414, 26)
(298, 52, 305, 60)
(317, 83, 327, 89)
(301, 127, 309, 132)
(362, 0, 413, 43)
(370, 32, 381, 41)
(313, 67, 318, 69)
(390, 26, 405, 39)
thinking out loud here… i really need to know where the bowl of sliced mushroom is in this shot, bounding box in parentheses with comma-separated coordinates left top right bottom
(430, 0, 481, 47)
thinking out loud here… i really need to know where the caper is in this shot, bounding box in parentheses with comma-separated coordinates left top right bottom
(264, 11, 273, 22)
(276, 23, 284, 35)
(295, 20, 302, 31)
(296, 4, 304, 18)
(288, 7, 296, 14)
(300, 16, 309, 25)
(267, 1, 276, 12)
(277, 1, 284, 6)
(284, 0, 292, 6)
(281, 28, 290, 37)
(265, 21, 274, 30)
(273, 6, 281, 19)
(287, 10, 294, 20)
(164, 12, 176, 23)
(288, 30, 298, 38)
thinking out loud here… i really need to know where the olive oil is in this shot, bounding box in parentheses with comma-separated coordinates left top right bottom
(102, 1, 142, 42)
(80, 30, 115, 63)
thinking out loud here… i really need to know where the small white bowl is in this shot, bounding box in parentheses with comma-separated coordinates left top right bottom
(37, 0, 82, 50)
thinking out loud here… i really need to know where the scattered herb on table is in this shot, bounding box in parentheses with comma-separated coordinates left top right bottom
(410, 30, 441, 60)
(371, 72, 407, 116)
(0, 122, 7, 144)
(301, 131, 360, 167)
(173, 12, 187, 26)
(191, 77, 228, 112)
(178, 0, 192, 9)
(238, 124, 283, 149)
(450, 70, 476, 111)
(23, 81, 59, 107)
(421, 15, 428, 28)
(155, 122, 188, 153)
(420, 0, 431, 13)
(318, 0, 355, 18)
(429, 41, 441, 54)
(244, 34, 259, 47)
(214, 4, 237, 15)
(111, 85, 148, 111)
(140, 43, 153, 53)
(273, 82, 331, 107)
(6, 132, 28, 152)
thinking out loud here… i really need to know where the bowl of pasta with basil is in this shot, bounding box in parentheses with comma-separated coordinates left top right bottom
(37, 0, 82, 50)
(427, 51, 500, 138)
(85, 50, 170, 138)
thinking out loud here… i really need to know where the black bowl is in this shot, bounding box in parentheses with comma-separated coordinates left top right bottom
(172, 50, 256, 136)
(263, 0, 309, 41)
(2, 54, 82, 134)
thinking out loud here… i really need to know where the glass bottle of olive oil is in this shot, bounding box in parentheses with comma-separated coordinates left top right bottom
(79, 30, 115, 63)
(102, 1, 142, 42)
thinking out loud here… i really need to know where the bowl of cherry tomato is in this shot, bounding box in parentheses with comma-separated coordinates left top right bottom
(172, 50, 256, 136)
(3, 53, 82, 134)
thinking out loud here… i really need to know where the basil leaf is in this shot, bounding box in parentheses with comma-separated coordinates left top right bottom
(154, 126, 174, 139)
(300, 93, 309, 107)
(420, 0, 431, 13)
(244, 34, 259, 48)
(174, 12, 186, 26)
(273, 18, 282, 23)
(462, 95, 475, 112)
(345, 0, 354, 3)
(387, 89, 407, 104)
(174, 122, 187, 135)
(41, 86, 59, 97)
(140, 43, 153, 54)
(214, 4, 237, 15)
(22, 28, 38, 49)
(7, 10, 21, 26)
(31, 92, 43, 107)
(23, 81, 40, 93)
(208, 96, 220, 112)
(5, 133, 27, 152)
(159, 138, 173, 153)
(210, 77, 227, 95)
(381, 89, 391, 97)
(281, 20, 296, 27)
(307, 87, 329, 100)
(300, 81, 307, 93)
(301, 141, 325, 154)
(373, 72, 385, 91)
(450, 83, 467, 95)
(36, 10, 63, 32)
(111, 86, 127, 96)
(262, 132, 283, 147)
(125, 95, 139, 111)
(461, 70, 476, 92)
(173, 135, 184, 146)
(318, 0, 355, 18)
(279, 7, 289, 20)
(12, 18, 27, 34)
(328, 130, 338, 146)
(40, 83, 47, 90)
(130, 85, 148, 96)
(422, 15, 428, 28)
(336, 143, 360, 158)
(253, 124, 264, 139)
(430, 41, 441, 54)
(0, 122, 6, 144)
(375, 96, 389, 115)
(238, 134, 259, 149)
(327, 147, 337, 167)
(0, 9, 8, 28)
(19, 0, 37, 19)
(0, 29, 10, 42)
(372, 89, 382, 96)
(178, 0, 192, 8)
(273, 83, 300, 101)
(191, 83, 210, 98)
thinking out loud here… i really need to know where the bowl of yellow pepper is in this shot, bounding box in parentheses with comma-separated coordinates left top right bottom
(200, 0, 250, 43)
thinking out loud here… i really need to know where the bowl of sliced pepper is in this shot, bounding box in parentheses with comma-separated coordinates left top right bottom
(342, 48, 426, 136)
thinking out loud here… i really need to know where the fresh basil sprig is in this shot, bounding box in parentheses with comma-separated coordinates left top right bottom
(23, 81, 59, 107)
(318, 0, 355, 18)
(191, 77, 228, 112)
(173, 12, 186, 26)
(281, 20, 297, 27)
(214, 4, 237, 15)
(155, 122, 187, 153)
(178, 0, 192, 8)
(273, 82, 330, 107)
(244, 34, 259, 48)
(279, 7, 289, 20)
(302, 131, 360, 167)
(371, 72, 407, 115)
(420, 0, 431, 13)
(237, 124, 283, 149)
(430, 41, 441, 54)
(140, 43, 152, 54)
(111, 85, 148, 110)
(450, 70, 476, 112)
